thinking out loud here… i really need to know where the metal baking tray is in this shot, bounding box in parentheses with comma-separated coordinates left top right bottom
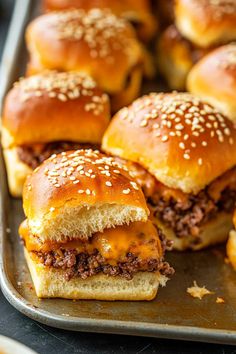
(1, 0, 236, 345)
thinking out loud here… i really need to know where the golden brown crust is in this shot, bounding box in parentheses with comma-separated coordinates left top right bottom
(2, 71, 110, 148)
(102, 92, 236, 194)
(23, 149, 149, 225)
(43, 0, 157, 42)
(175, 0, 236, 48)
(26, 9, 143, 97)
(187, 44, 236, 123)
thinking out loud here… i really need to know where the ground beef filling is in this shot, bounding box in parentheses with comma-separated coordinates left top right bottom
(17, 142, 99, 170)
(33, 249, 174, 281)
(150, 187, 236, 240)
(114, 158, 236, 240)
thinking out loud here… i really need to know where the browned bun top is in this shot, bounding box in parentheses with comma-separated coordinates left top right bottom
(23, 149, 149, 228)
(187, 43, 236, 122)
(2, 71, 110, 148)
(102, 92, 236, 194)
(26, 9, 143, 93)
(43, 0, 157, 41)
(175, 0, 236, 48)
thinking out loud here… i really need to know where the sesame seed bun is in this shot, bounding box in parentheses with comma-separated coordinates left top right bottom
(156, 25, 208, 90)
(23, 149, 149, 242)
(187, 44, 236, 123)
(43, 0, 157, 42)
(175, 0, 236, 48)
(2, 71, 110, 149)
(25, 9, 144, 111)
(102, 92, 236, 194)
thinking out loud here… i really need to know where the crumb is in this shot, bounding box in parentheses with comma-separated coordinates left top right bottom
(216, 297, 225, 304)
(224, 257, 230, 264)
(62, 313, 70, 317)
(17, 281, 22, 286)
(6, 228, 11, 233)
(187, 281, 213, 300)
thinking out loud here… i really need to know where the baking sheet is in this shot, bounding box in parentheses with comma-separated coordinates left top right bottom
(1, 0, 236, 345)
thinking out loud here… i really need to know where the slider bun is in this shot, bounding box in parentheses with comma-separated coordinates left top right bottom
(3, 148, 32, 198)
(25, 249, 167, 300)
(175, 0, 236, 48)
(2, 71, 110, 148)
(187, 44, 236, 123)
(43, 0, 157, 42)
(23, 149, 149, 241)
(156, 25, 206, 90)
(155, 212, 232, 251)
(102, 92, 236, 194)
(25, 9, 143, 98)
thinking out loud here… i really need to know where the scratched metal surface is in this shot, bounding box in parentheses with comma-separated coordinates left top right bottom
(1, 0, 236, 346)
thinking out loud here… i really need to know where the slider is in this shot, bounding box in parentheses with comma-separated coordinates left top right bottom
(2, 71, 110, 197)
(25, 9, 145, 111)
(102, 92, 236, 250)
(187, 43, 236, 123)
(19, 149, 173, 300)
(42, 0, 157, 42)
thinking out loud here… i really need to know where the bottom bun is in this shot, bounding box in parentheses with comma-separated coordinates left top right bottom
(154, 212, 232, 251)
(25, 249, 168, 300)
(3, 148, 32, 198)
(226, 230, 236, 270)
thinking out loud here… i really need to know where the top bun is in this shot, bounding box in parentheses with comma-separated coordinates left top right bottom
(26, 9, 143, 95)
(187, 43, 236, 123)
(102, 92, 236, 194)
(43, 0, 157, 41)
(2, 71, 110, 148)
(175, 0, 236, 48)
(23, 149, 149, 241)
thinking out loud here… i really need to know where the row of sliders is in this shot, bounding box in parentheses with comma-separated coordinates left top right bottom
(157, 0, 236, 90)
(2, 0, 236, 301)
(3, 86, 236, 298)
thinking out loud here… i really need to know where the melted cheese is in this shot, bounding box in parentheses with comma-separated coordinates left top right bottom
(19, 220, 162, 262)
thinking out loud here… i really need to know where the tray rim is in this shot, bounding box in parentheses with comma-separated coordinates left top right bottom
(1, 0, 236, 345)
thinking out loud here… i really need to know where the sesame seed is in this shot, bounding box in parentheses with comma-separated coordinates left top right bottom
(123, 188, 131, 194)
(161, 135, 168, 142)
(198, 158, 203, 166)
(105, 181, 112, 187)
(183, 153, 190, 160)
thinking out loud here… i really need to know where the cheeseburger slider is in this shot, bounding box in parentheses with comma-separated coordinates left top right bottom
(19, 149, 173, 300)
(102, 92, 236, 250)
(227, 210, 236, 271)
(43, 0, 157, 42)
(26, 9, 144, 111)
(2, 71, 110, 197)
(187, 43, 236, 123)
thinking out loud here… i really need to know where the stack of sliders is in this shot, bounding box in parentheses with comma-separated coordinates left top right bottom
(1, 71, 110, 197)
(19, 149, 173, 300)
(156, 0, 236, 90)
(102, 92, 236, 250)
(25, 8, 145, 111)
(42, 0, 157, 43)
(187, 43, 236, 123)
